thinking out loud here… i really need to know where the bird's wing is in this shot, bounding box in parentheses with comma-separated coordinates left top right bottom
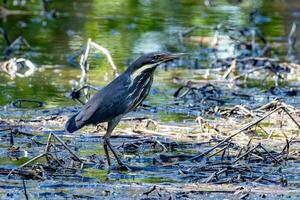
(74, 93, 105, 125)
(74, 75, 129, 127)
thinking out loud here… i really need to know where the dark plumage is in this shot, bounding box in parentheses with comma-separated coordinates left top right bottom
(65, 52, 183, 169)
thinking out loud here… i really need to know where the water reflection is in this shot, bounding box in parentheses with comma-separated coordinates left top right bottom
(0, 0, 299, 108)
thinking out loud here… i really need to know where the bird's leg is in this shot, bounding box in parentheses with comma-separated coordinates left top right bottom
(103, 116, 130, 170)
(101, 123, 111, 166)
(103, 137, 130, 170)
(103, 140, 111, 166)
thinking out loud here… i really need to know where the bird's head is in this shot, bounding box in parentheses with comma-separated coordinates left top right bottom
(128, 52, 184, 80)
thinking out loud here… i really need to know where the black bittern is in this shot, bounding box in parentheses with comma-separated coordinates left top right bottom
(65, 52, 183, 169)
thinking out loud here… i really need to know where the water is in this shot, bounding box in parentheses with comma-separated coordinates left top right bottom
(1, 0, 299, 108)
(1, 1, 300, 199)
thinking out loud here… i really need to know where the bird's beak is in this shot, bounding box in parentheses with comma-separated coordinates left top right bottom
(160, 53, 187, 62)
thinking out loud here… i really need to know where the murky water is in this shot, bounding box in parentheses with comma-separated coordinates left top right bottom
(1, 0, 300, 108)
(1, 1, 300, 199)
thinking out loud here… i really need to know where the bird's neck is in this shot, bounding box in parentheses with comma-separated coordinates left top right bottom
(126, 67, 154, 89)
(127, 65, 156, 83)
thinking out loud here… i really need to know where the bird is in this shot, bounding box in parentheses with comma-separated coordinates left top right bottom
(65, 52, 184, 169)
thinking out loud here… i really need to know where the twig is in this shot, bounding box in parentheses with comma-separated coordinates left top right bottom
(233, 66, 266, 80)
(143, 185, 157, 195)
(288, 22, 297, 56)
(44, 133, 53, 163)
(258, 144, 281, 165)
(254, 98, 280, 112)
(79, 38, 91, 87)
(256, 125, 269, 136)
(51, 133, 82, 162)
(45, 133, 52, 153)
(8, 153, 47, 178)
(22, 179, 29, 200)
(233, 144, 260, 163)
(9, 131, 14, 146)
(73, 39, 119, 102)
(155, 140, 168, 152)
(19, 153, 47, 169)
(207, 144, 229, 158)
(187, 106, 283, 162)
(282, 107, 300, 130)
(204, 172, 217, 183)
(90, 41, 119, 77)
(223, 59, 236, 79)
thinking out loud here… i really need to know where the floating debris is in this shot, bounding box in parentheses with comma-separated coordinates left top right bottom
(0, 57, 36, 78)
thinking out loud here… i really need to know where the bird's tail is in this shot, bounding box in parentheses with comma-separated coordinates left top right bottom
(65, 114, 81, 133)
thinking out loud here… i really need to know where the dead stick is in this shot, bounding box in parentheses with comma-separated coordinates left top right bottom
(90, 41, 119, 77)
(257, 125, 269, 136)
(258, 144, 281, 165)
(236, 146, 244, 158)
(79, 38, 91, 87)
(254, 98, 279, 112)
(8, 152, 47, 178)
(245, 137, 253, 152)
(188, 106, 283, 162)
(207, 144, 229, 158)
(223, 59, 236, 79)
(204, 172, 217, 183)
(233, 66, 266, 80)
(51, 133, 82, 162)
(282, 107, 300, 130)
(249, 152, 264, 160)
(9, 131, 14, 146)
(22, 179, 29, 200)
(45, 133, 52, 153)
(233, 144, 260, 163)
(19, 153, 47, 168)
(143, 185, 157, 195)
(44, 133, 53, 163)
